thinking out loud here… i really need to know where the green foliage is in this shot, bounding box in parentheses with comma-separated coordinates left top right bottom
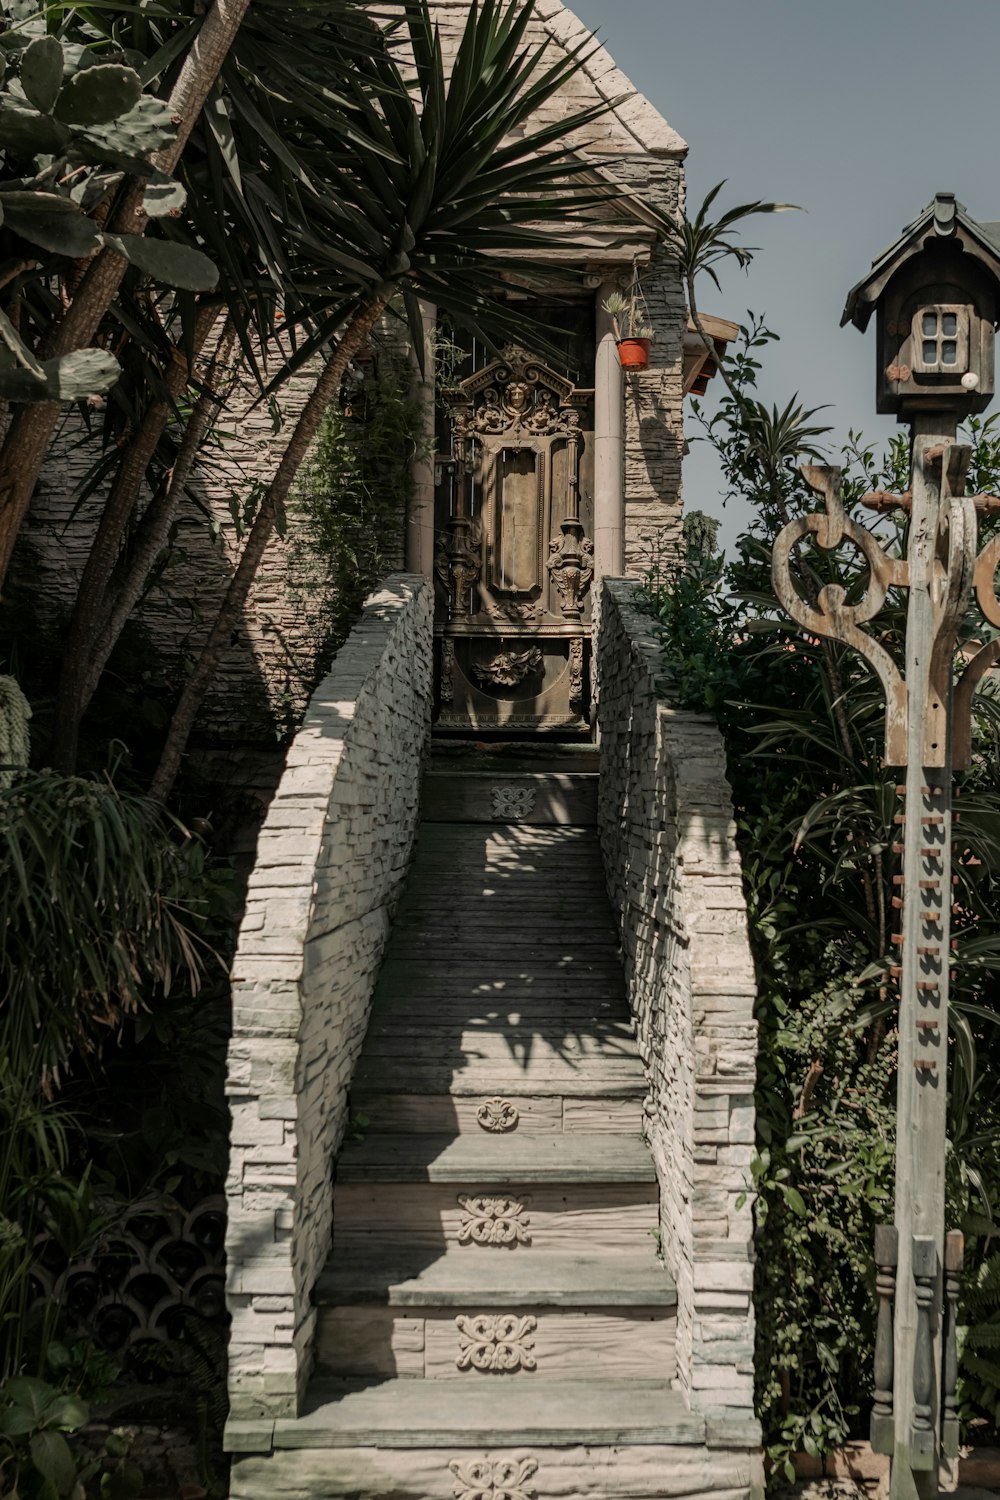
(644, 320, 1000, 1473)
(0, 771, 228, 1086)
(0, 1374, 140, 1500)
(293, 346, 423, 677)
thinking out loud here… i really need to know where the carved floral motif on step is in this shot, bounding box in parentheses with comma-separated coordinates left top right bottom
(456, 1313, 537, 1372)
(457, 1193, 531, 1246)
(490, 785, 536, 820)
(449, 1455, 538, 1500)
(476, 1097, 520, 1133)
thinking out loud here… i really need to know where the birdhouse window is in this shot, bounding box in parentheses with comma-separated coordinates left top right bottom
(911, 304, 969, 374)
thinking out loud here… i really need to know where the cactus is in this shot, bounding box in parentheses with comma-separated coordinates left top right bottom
(54, 64, 143, 128)
(0, 348, 121, 403)
(0, 678, 31, 788)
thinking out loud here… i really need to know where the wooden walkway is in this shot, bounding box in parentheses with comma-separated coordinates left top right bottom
(299, 748, 685, 1473)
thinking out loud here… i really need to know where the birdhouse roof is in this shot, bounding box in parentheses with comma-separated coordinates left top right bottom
(842, 193, 1000, 331)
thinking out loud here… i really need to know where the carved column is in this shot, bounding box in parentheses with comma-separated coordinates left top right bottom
(872, 1224, 899, 1454)
(941, 1230, 963, 1459)
(405, 299, 437, 579)
(593, 277, 624, 584)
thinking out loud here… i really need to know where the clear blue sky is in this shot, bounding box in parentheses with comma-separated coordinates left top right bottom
(569, 0, 1000, 550)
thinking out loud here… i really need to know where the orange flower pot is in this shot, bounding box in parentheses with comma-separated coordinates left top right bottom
(617, 337, 650, 369)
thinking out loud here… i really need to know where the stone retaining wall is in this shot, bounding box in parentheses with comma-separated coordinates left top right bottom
(224, 575, 434, 1420)
(594, 579, 759, 1423)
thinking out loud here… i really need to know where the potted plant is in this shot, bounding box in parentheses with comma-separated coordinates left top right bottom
(602, 290, 653, 369)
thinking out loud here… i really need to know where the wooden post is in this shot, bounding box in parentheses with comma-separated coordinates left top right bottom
(872, 1225, 899, 1453)
(890, 416, 957, 1500)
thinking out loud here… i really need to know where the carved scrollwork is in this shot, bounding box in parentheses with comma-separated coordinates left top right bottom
(457, 1193, 531, 1246)
(476, 1097, 520, 1132)
(456, 1313, 537, 1373)
(445, 345, 586, 441)
(435, 518, 482, 620)
(449, 1456, 538, 1500)
(546, 526, 594, 621)
(568, 638, 585, 712)
(491, 785, 536, 821)
(772, 465, 909, 764)
(472, 649, 543, 689)
(954, 494, 1000, 767)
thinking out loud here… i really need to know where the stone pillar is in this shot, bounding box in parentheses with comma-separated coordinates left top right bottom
(593, 280, 624, 583)
(405, 300, 437, 579)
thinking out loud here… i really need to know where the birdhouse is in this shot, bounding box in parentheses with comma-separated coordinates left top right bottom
(842, 193, 1000, 418)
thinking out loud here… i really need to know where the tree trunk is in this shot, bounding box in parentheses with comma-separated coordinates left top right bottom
(0, 0, 250, 590)
(148, 298, 385, 804)
(76, 316, 239, 723)
(49, 302, 223, 773)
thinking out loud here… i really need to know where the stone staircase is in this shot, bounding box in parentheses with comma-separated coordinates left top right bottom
(229, 745, 744, 1498)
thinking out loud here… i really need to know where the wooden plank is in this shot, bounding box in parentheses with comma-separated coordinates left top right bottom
(563, 1098, 644, 1133)
(348, 1094, 565, 1135)
(422, 1306, 676, 1380)
(315, 1249, 676, 1308)
(350, 1057, 647, 1096)
(335, 1133, 655, 1184)
(316, 1308, 423, 1378)
(333, 1183, 658, 1254)
(419, 777, 598, 825)
(267, 1378, 708, 1449)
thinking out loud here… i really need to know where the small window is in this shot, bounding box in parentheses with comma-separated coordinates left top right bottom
(911, 304, 970, 375)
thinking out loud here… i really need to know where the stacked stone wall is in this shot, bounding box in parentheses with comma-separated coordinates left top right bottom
(594, 579, 758, 1424)
(224, 575, 433, 1420)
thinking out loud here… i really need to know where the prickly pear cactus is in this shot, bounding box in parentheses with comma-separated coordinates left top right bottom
(0, 677, 31, 787)
(0, 1, 214, 402)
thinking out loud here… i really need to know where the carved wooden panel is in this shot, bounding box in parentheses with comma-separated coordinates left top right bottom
(434, 341, 594, 731)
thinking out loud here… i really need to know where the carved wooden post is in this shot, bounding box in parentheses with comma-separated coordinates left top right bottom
(942, 1230, 964, 1459)
(773, 192, 1000, 1500)
(872, 1225, 899, 1454)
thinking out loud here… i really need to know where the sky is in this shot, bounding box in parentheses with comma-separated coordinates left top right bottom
(568, 0, 1000, 551)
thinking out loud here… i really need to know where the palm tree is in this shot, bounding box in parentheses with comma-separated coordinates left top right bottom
(147, 0, 615, 800)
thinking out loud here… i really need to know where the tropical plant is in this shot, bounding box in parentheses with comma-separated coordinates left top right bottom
(145, 0, 619, 802)
(0, 0, 248, 582)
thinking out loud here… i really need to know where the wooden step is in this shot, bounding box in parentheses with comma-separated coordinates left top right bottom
(348, 1093, 643, 1134)
(421, 772, 597, 825)
(350, 1050, 647, 1096)
(315, 1302, 676, 1380)
(242, 1376, 707, 1448)
(333, 1181, 658, 1255)
(315, 1248, 676, 1307)
(335, 1134, 655, 1185)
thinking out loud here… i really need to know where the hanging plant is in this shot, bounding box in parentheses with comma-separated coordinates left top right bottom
(603, 275, 653, 369)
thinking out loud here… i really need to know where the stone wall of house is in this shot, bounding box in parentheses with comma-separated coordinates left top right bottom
(17, 346, 407, 742)
(224, 575, 433, 1420)
(594, 578, 758, 1423)
(610, 161, 687, 576)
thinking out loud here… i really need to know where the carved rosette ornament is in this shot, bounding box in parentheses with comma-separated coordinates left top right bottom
(491, 785, 536, 821)
(457, 1194, 531, 1246)
(456, 1313, 537, 1373)
(449, 1456, 539, 1500)
(546, 526, 594, 621)
(476, 1097, 520, 1133)
(472, 649, 543, 690)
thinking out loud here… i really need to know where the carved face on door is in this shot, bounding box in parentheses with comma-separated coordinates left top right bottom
(434, 344, 595, 731)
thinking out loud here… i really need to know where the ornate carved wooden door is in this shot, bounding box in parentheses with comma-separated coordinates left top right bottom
(434, 344, 595, 731)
